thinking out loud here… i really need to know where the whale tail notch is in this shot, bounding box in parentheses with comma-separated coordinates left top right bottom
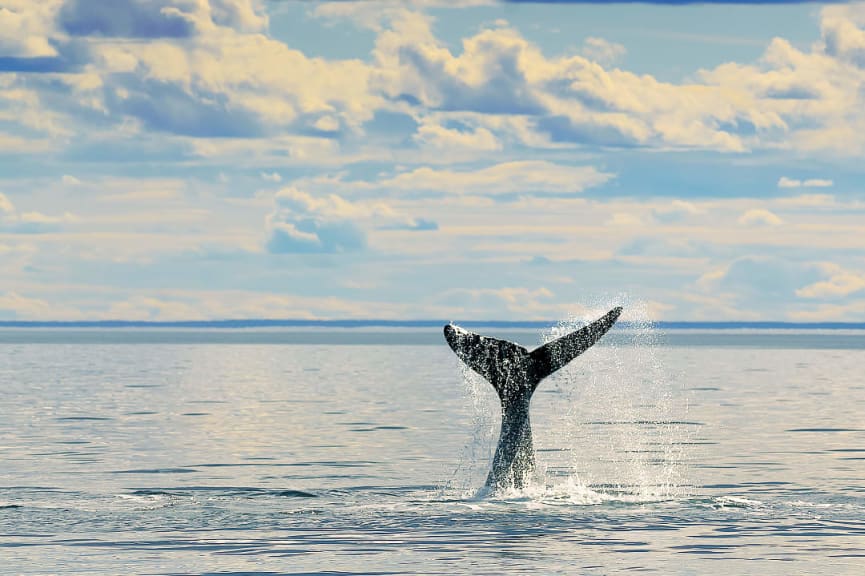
(443, 306, 624, 396)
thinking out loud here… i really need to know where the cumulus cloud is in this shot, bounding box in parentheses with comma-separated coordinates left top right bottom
(13, 0, 376, 140)
(8, 0, 865, 158)
(738, 208, 783, 226)
(777, 176, 834, 188)
(265, 187, 435, 254)
(58, 0, 267, 38)
(0, 0, 61, 58)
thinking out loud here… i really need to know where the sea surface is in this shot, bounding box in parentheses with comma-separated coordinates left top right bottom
(1, 326, 864, 575)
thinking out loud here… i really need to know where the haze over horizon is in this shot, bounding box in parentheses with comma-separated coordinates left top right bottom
(2, 0, 865, 322)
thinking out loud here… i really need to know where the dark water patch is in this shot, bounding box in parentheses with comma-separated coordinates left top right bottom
(130, 486, 317, 498)
(181, 412, 210, 416)
(114, 468, 199, 474)
(690, 387, 720, 391)
(284, 461, 377, 468)
(55, 416, 112, 421)
(0, 486, 66, 492)
(129, 489, 177, 497)
(272, 474, 377, 481)
(349, 425, 409, 432)
(192, 463, 260, 468)
(125, 411, 158, 415)
(0, 504, 22, 509)
(54, 440, 90, 444)
(125, 384, 163, 388)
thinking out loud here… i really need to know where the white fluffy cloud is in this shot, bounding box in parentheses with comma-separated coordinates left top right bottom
(0, 0, 61, 57)
(6, 1, 865, 158)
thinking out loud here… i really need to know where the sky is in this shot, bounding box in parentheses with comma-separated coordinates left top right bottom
(1, 0, 865, 322)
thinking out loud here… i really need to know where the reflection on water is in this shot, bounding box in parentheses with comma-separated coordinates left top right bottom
(0, 331, 864, 574)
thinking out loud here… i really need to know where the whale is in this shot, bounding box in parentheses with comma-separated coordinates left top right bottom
(443, 307, 623, 491)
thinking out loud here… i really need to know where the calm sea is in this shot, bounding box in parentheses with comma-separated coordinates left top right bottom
(1, 327, 863, 575)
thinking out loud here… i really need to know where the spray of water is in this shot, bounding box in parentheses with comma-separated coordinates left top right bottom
(447, 297, 691, 504)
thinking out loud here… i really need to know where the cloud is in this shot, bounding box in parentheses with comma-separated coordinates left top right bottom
(652, 200, 706, 223)
(0, 192, 14, 214)
(788, 300, 865, 322)
(796, 264, 865, 299)
(58, 0, 267, 38)
(437, 286, 558, 318)
(24, 1, 376, 140)
(8, 0, 865, 159)
(371, 14, 768, 151)
(0, 0, 61, 58)
(260, 171, 282, 183)
(380, 160, 613, 196)
(606, 212, 642, 226)
(61, 174, 82, 186)
(413, 117, 502, 153)
(0, 291, 84, 321)
(0, 286, 420, 321)
(696, 256, 823, 305)
(0, 192, 75, 233)
(738, 208, 783, 226)
(265, 187, 435, 254)
(581, 37, 626, 66)
(777, 176, 834, 188)
(59, 0, 195, 38)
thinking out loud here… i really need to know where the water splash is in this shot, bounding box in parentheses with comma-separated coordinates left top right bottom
(448, 297, 692, 503)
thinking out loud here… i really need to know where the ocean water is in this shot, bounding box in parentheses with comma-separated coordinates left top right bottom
(1, 327, 863, 575)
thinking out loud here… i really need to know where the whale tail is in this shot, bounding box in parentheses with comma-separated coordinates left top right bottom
(443, 307, 623, 490)
(443, 306, 623, 396)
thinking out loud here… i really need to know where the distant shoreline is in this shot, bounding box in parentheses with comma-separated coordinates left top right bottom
(1, 320, 864, 330)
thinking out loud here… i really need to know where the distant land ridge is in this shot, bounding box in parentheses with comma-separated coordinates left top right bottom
(1, 319, 864, 330)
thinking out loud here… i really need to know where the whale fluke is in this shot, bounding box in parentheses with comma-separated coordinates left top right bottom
(444, 307, 623, 490)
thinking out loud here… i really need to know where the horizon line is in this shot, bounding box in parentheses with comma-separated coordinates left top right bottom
(1, 319, 864, 330)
